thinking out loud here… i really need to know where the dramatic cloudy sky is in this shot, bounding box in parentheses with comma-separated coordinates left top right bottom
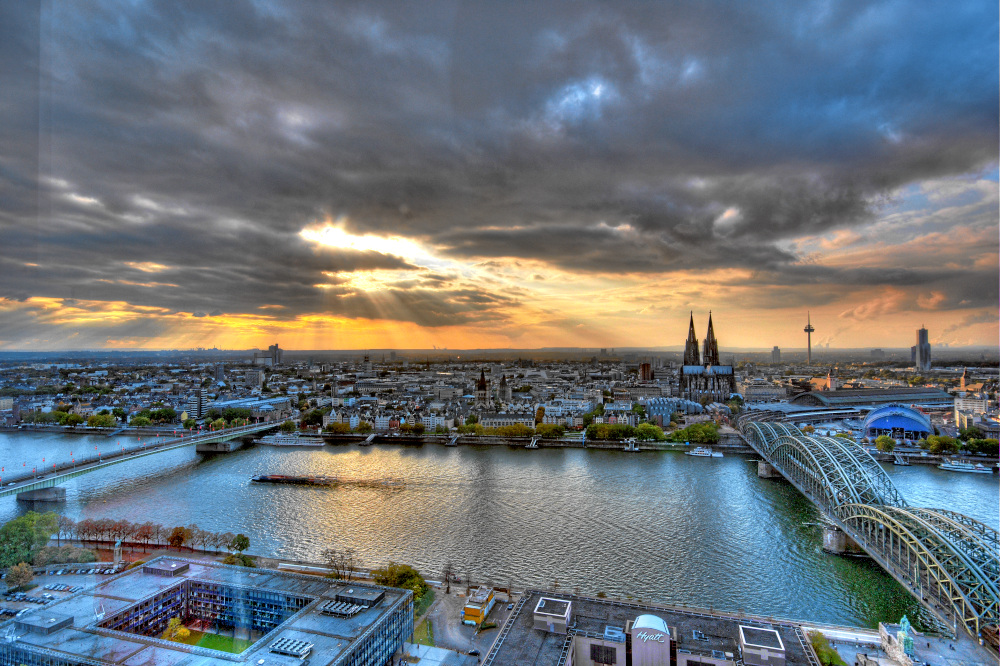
(2, 1, 997, 351)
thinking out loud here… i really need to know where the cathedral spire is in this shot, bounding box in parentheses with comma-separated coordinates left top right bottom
(703, 311, 720, 366)
(683, 311, 700, 365)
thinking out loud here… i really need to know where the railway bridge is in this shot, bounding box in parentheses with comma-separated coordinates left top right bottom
(739, 420, 998, 640)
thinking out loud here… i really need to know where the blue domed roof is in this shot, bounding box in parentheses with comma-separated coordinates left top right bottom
(632, 614, 668, 633)
(862, 403, 931, 434)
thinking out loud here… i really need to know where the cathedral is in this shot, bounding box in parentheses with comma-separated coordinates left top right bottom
(680, 312, 737, 402)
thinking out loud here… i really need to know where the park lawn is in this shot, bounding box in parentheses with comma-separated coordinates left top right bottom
(196, 632, 254, 653)
(165, 629, 251, 653)
(412, 619, 434, 647)
(170, 628, 204, 646)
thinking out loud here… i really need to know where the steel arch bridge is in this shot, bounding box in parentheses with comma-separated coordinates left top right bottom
(741, 421, 999, 638)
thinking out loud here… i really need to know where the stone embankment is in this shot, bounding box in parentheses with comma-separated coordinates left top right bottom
(319, 432, 754, 452)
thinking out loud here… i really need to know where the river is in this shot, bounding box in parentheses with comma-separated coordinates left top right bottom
(0, 431, 996, 630)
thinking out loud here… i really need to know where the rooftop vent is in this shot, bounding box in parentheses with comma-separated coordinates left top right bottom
(269, 637, 313, 659)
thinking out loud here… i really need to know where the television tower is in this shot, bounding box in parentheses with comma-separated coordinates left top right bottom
(804, 312, 815, 365)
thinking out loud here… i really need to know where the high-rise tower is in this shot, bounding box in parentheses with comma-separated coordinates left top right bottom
(912, 326, 931, 371)
(683, 312, 701, 366)
(804, 312, 815, 365)
(703, 311, 720, 366)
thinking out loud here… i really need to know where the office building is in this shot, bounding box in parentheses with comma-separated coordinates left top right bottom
(185, 388, 205, 419)
(911, 327, 931, 371)
(253, 343, 283, 366)
(3, 556, 412, 666)
(771, 346, 781, 364)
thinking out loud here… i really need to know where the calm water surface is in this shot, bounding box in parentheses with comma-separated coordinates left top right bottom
(1, 431, 996, 630)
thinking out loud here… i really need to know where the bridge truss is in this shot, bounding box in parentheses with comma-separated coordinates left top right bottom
(741, 422, 999, 638)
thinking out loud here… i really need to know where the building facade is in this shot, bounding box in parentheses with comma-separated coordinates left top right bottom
(911, 327, 931, 371)
(679, 313, 737, 402)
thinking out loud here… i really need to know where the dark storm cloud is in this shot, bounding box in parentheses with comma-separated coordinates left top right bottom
(0, 0, 996, 338)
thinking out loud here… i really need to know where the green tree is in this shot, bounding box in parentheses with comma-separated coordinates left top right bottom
(958, 427, 984, 441)
(182, 419, 196, 429)
(0, 511, 59, 567)
(210, 418, 226, 430)
(301, 410, 325, 427)
(325, 422, 351, 435)
(372, 562, 429, 601)
(535, 423, 565, 438)
(668, 422, 719, 444)
(112, 407, 127, 420)
(535, 406, 545, 424)
(5, 562, 34, 590)
(465, 414, 479, 425)
(87, 413, 116, 428)
(65, 413, 84, 427)
(355, 421, 373, 434)
(874, 435, 896, 453)
(229, 533, 250, 554)
(412, 423, 425, 435)
(635, 422, 665, 441)
(966, 438, 999, 456)
(809, 632, 846, 666)
(131, 416, 152, 427)
(927, 435, 960, 455)
(149, 407, 177, 423)
(279, 420, 296, 433)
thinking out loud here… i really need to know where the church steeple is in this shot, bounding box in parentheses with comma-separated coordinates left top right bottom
(703, 311, 720, 366)
(683, 311, 700, 366)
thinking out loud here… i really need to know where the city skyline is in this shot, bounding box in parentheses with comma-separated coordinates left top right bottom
(2, 2, 997, 351)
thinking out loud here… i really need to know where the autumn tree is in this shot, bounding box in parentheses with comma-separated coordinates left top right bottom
(167, 526, 187, 549)
(5, 562, 33, 590)
(161, 617, 190, 642)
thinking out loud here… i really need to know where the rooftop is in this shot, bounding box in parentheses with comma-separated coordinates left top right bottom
(5, 556, 411, 666)
(486, 591, 813, 666)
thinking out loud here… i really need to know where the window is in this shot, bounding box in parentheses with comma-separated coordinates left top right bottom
(590, 643, 617, 664)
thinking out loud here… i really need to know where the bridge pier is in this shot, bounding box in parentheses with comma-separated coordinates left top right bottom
(822, 525, 865, 555)
(757, 461, 783, 479)
(17, 487, 66, 502)
(195, 439, 246, 453)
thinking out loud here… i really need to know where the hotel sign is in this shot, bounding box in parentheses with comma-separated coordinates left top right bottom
(635, 631, 665, 643)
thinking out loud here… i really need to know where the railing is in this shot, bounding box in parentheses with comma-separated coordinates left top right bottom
(0, 422, 277, 495)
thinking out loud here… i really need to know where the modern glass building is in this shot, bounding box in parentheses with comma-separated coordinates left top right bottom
(1, 556, 413, 666)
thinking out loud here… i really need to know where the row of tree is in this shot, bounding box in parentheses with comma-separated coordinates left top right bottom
(321, 547, 429, 602)
(874, 434, 998, 456)
(67, 517, 250, 555)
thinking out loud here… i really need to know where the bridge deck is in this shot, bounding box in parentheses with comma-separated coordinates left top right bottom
(1, 422, 278, 498)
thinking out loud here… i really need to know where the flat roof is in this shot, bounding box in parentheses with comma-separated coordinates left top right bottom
(534, 597, 570, 617)
(488, 591, 811, 666)
(5, 556, 411, 666)
(740, 625, 785, 650)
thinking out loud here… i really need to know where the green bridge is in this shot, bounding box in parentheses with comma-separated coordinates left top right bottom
(4, 422, 278, 501)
